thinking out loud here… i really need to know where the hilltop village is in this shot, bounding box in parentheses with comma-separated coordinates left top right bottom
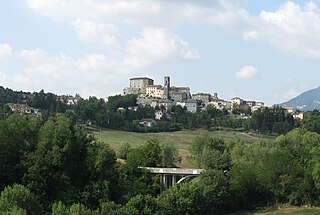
(123, 76, 265, 114)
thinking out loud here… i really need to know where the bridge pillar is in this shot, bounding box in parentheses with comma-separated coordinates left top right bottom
(160, 174, 164, 193)
(172, 175, 177, 186)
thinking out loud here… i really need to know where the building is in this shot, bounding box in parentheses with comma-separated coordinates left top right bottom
(6, 103, 41, 116)
(123, 77, 154, 95)
(208, 100, 231, 110)
(293, 112, 304, 120)
(246, 101, 256, 107)
(176, 99, 198, 113)
(154, 110, 164, 120)
(146, 85, 164, 99)
(231, 97, 244, 106)
(192, 93, 211, 103)
(170, 87, 191, 102)
(150, 99, 174, 110)
(140, 118, 156, 127)
(163, 76, 170, 99)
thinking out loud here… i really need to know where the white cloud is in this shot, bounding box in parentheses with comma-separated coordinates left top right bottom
(0, 43, 12, 59)
(124, 28, 199, 69)
(25, 0, 320, 60)
(19, 48, 46, 62)
(3, 47, 126, 97)
(235, 65, 258, 80)
(25, 0, 209, 26)
(244, 1, 320, 59)
(71, 19, 118, 46)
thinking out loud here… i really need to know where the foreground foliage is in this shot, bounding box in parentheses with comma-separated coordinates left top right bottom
(2, 113, 320, 214)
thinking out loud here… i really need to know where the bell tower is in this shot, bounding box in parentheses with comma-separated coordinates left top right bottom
(163, 76, 170, 99)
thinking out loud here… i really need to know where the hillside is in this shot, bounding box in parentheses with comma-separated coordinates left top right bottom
(90, 128, 276, 168)
(278, 86, 320, 111)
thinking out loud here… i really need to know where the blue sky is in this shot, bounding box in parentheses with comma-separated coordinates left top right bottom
(1, 0, 320, 105)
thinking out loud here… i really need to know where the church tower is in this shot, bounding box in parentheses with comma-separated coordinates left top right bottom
(163, 76, 170, 99)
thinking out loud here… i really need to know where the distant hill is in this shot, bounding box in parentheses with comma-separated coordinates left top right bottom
(278, 86, 320, 111)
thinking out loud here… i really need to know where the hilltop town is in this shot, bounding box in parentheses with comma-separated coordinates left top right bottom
(123, 76, 265, 114)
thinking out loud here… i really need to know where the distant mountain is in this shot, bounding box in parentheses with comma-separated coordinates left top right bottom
(278, 86, 320, 111)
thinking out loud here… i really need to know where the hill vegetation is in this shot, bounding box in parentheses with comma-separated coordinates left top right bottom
(278, 86, 320, 111)
(90, 128, 275, 168)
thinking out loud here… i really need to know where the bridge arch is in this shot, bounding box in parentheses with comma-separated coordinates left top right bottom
(140, 167, 205, 192)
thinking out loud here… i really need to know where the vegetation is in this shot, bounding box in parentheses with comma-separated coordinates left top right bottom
(2, 112, 320, 214)
(4, 87, 320, 213)
(91, 128, 275, 168)
(0, 87, 298, 135)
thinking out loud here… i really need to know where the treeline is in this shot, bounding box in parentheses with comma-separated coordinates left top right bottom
(71, 95, 297, 135)
(0, 87, 318, 135)
(0, 113, 182, 214)
(2, 113, 320, 214)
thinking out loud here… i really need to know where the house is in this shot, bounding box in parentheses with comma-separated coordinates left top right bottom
(192, 93, 211, 103)
(293, 112, 304, 120)
(208, 100, 231, 110)
(150, 99, 174, 110)
(176, 99, 198, 113)
(154, 110, 163, 120)
(146, 85, 164, 99)
(231, 97, 244, 106)
(154, 110, 173, 120)
(139, 118, 156, 127)
(7, 103, 30, 113)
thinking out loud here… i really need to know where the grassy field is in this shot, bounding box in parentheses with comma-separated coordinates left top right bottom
(89, 127, 275, 168)
(230, 207, 320, 215)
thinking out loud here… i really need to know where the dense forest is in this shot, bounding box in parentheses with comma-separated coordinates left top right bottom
(2, 113, 320, 214)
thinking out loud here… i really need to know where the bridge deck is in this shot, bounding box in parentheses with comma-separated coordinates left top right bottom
(142, 167, 205, 175)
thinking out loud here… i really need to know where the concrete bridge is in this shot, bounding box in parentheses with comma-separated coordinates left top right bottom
(142, 167, 205, 192)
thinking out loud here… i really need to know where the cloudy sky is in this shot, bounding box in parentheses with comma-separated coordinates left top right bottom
(1, 0, 320, 105)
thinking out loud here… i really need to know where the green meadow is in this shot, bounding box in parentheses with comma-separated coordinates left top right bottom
(90, 128, 275, 168)
(230, 207, 320, 215)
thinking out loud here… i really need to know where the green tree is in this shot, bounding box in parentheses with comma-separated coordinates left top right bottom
(190, 134, 229, 170)
(120, 194, 158, 215)
(84, 142, 118, 208)
(161, 143, 181, 167)
(52, 201, 68, 215)
(0, 114, 42, 190)
(0, 184, 42, 215)
(25, 114, 96, 209)
(157, 183, 201, 215)
(118, 142, 131, 160)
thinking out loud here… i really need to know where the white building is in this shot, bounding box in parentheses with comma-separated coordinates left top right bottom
(231, 97, 244, 106)
(146, 85, 164, 99)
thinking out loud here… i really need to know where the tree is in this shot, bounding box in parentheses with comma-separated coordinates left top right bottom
(0, 184, 42, 215)
(161, 143, 181, 167)
(190, 134, 229, 170)
(0, 114, 42, 190)
(51, 201, 68, 215)
(84, 142, 118, 208)
(120, 194, 158, 215)
(118, 142, 131, 160)
(157, 183, 201, 215)
(25, 114, 95, 209)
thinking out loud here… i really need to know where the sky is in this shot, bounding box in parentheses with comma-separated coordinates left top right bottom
(1, 0, 320, 105)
